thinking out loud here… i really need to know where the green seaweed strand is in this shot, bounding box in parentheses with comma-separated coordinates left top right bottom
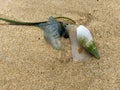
(0, 16, 76, 25)
(0, 18, 46, 25)
(55, 16, 76, 24)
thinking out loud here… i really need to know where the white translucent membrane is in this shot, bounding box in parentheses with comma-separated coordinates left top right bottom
(66, 25, 91, 61)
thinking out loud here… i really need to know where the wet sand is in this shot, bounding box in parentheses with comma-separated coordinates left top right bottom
(0, 0, 120, 90)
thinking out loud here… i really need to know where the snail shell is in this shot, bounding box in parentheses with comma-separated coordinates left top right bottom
(66, 25, 91, 61)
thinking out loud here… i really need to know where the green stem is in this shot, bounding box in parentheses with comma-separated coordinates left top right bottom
(0, 16, 76, 25)
(0, 18, 46, 25)
(55, 16, 76, 24)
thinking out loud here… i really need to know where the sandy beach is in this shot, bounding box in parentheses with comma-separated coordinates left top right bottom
(0, 0, 120, 90)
